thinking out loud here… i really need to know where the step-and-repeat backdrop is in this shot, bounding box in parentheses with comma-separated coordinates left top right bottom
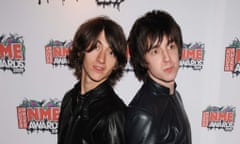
(1, 0, 240, 143)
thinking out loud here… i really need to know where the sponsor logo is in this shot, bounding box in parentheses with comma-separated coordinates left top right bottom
(38, 0, 125, 10)
(224, 38, 240, 77)
(16, 98, 61, 134)
(95, 0, 124, 10)
(45, 40, 72, 66)
(180, 42, 205, 70)
(0, 34, 26, 74)
(202, 106, 236, 131)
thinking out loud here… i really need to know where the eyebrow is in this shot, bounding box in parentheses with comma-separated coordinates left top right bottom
(96, 39, 101, 45)
(147, 40, 160, 52)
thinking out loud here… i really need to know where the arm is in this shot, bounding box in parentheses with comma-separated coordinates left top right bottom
(92, 111, 125, 144)
(125, 108, 156, 144)
(57, 91, 72, 144)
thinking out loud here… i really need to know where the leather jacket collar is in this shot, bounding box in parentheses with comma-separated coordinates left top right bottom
(71, 80, 112, 120)
(144, 76, 177, 97)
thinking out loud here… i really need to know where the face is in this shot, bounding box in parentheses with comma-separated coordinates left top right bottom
(145, 35, 179, 87)
(81, 30, 117, 87)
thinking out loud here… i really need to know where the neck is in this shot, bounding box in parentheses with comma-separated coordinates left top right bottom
(148, 75, 175, 95)
(80, 75, 98, 95)
(169, 85, 175, 95)
(160, 80, 175, 95)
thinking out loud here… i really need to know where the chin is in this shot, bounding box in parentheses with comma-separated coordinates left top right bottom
(163, 77, 176, 83)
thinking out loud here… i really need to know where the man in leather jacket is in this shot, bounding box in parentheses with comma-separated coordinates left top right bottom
(126, 10, 192, 144)
(58, 16, 127, 144)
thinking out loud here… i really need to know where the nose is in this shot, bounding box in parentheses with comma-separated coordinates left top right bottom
(97, 49, 106, 64)
(162, 49, 170, 62)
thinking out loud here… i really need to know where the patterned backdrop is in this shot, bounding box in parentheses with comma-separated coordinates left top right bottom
(0, 0, 240, 144)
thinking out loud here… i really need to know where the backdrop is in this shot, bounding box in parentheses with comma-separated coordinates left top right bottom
(0, 0, 240, 144)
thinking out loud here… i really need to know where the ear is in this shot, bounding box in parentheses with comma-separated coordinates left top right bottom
(113, 62, 118, 70)
(77, 52, 82, 57)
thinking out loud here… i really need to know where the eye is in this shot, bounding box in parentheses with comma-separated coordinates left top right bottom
(108, 50, 115, 56)
(150, 48, 158, 55)
(95, 42, 101, 51)
(169, 43, 177, 49)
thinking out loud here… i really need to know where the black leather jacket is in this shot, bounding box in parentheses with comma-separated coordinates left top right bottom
(126, 77, 191, 144)
(58, 80, 126, 144)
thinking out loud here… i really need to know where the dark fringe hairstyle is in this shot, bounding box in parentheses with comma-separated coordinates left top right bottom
(128, 10, 183, 81)
(68, 16, 127, 86)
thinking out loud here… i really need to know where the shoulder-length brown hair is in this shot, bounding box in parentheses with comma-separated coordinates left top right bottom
(68, 16, 127, 86)
(128, 10, 183, 81)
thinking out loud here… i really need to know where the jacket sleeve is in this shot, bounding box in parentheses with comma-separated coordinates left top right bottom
(125, 108, 156, 144)
(126, 104, 185, 144)
(92, 110, 125, 144)
(57, 91, 72, 144)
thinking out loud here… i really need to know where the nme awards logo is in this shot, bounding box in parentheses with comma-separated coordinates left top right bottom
(224, 38, 240, 77)
(180, 42, 205, 70)
(45, 40, 72, 66)
(16, 98, 61, 134)
(0, 34, 26, 74)
(202, 106, 236, 132)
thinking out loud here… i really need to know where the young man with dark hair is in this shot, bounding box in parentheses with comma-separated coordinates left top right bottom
(126, 10, 192, 144)
(58, 16, 127, 144)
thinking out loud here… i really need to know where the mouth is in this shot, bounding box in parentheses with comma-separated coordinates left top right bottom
(93, 65, 104, 72)
(164, 66, 174, 73)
